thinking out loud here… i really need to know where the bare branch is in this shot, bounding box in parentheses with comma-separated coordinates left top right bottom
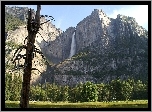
(37, 32, 48, 43)
(31, 68, 42, 74)
(12, 64, 25, 71)
(34, 46, 42, 53)
(33, 47, 45, 59)
(12, 45, 27, 60)
(39, 26, 43, 30)
(40, 20, 50, 25)
(12, 54, 26, 63)
(24, 36, 28, 44)
(34, 51, 45, 59)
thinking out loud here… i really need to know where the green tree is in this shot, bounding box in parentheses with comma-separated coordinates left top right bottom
(121, 80, 133, 100)
(109, 79, 123, 101)
(60, 86, 69, 102)
(5, 73, 12, 101)
(68, 82, 84, 102)
(80, 81, 98, 102)
(102, 84, 111, 102)
(5, 12, 26, 32)
(30, 84, 41, 101)
(9, 74, 22, 101)
(47, 83, 61, 102)
(132, 80, 147, 100)
(29, 83, 48, 101)
(96, 83, 105, 102)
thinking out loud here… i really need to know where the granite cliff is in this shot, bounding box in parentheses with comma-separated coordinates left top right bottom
(5, 6, 62, 84)
(5, 7, 148, 86)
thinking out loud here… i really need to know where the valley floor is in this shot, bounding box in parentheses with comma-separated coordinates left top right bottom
(5, 100, 148, 108)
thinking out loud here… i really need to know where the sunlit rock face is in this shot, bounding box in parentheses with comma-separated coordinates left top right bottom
(5, 7, 148, 86)
(47, 9, 148, 86)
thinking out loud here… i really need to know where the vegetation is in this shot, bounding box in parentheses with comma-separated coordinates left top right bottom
(5, 73, 22, 101)
(80, 81, 98, 102)
(5, 100, 148, 108)
(65, 70, 84, 76)
(5, 12, 26, 32)
(5, 73, 148, 103)
(4, 6, 148, 109)
(5, 41, 22, 50)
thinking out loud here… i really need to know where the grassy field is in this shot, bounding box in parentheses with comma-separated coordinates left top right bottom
(5, 100, 148, 108)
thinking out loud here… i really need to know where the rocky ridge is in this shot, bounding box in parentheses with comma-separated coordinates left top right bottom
(5, 6, 29, 22)
(5, 6, 62, 84)
(5, 7, 148, 86)
(42, 9, 148, 86)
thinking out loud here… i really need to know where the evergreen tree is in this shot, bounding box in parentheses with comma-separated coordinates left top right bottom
(96, 83, 105, 102)
(5, 73, 12, 101)
(60, 86, 69, 102)
(121, 80, 133, 100)
(80, 81, 98, 102)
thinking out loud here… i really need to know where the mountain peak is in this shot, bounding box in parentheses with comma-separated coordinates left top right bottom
(5, 7, 148, 85)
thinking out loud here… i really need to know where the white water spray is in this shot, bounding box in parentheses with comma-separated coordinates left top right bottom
(69, 32, 76, 58)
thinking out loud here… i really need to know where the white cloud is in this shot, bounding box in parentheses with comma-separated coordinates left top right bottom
(108, 5, 148, 30)
(56, 18, 63, 29)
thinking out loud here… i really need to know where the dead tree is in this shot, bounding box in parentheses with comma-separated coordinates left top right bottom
(19, 5, 41, 108)
(11, 5, 55, 108)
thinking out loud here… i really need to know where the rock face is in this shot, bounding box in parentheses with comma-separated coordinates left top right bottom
(5, 6, 29, 22)
(5, 7, 148, 86)
(5, 7, 62, 84)
(43, 9, 148, 86)
(42, 27, 75, 64)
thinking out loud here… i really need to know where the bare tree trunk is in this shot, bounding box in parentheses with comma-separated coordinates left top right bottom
(20, 5, 41, 108)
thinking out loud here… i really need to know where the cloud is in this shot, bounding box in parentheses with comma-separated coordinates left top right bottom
(108, 5, 148, 30)
(56, 18, 63, 29)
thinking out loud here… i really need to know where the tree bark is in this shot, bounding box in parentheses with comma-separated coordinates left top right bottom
(20, 5, 41, 108)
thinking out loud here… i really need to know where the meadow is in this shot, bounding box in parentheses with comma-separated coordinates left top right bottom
(5, 100, 148, 108)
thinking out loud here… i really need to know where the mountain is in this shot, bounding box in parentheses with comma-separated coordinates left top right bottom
(5, 6, 29, 22)
(5, 6, 62, 84)
(5, 7, 148, 86)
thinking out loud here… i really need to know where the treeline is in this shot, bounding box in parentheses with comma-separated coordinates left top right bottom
(5, 73, 148, 102)
(5, 12, 26, 32)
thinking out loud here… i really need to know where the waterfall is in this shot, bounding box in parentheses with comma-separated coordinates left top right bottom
(69, 32, 76, 58)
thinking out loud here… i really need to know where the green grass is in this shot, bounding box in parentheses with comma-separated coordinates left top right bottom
(5, 100, 148, 108)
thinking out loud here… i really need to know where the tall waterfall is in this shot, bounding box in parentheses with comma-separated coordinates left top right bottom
(69, 32, 76, 58)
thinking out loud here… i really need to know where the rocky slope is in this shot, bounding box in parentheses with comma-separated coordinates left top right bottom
(5, 7, 148, 86)
(41, 9, 148, 86)
(5, 6, 29, 22)
(5, 6, 62, 84)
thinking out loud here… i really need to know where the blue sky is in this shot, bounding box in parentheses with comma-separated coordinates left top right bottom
(7, 5, 148, 31)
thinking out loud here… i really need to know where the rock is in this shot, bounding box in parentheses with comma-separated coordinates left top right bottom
(5, 7, 148, 86)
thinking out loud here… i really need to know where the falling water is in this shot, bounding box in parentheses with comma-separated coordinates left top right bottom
(69, 32, 76, 58)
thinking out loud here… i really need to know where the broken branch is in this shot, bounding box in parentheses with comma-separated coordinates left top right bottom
(31, 68, 42, 74)
(12, 45, 27, 60)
